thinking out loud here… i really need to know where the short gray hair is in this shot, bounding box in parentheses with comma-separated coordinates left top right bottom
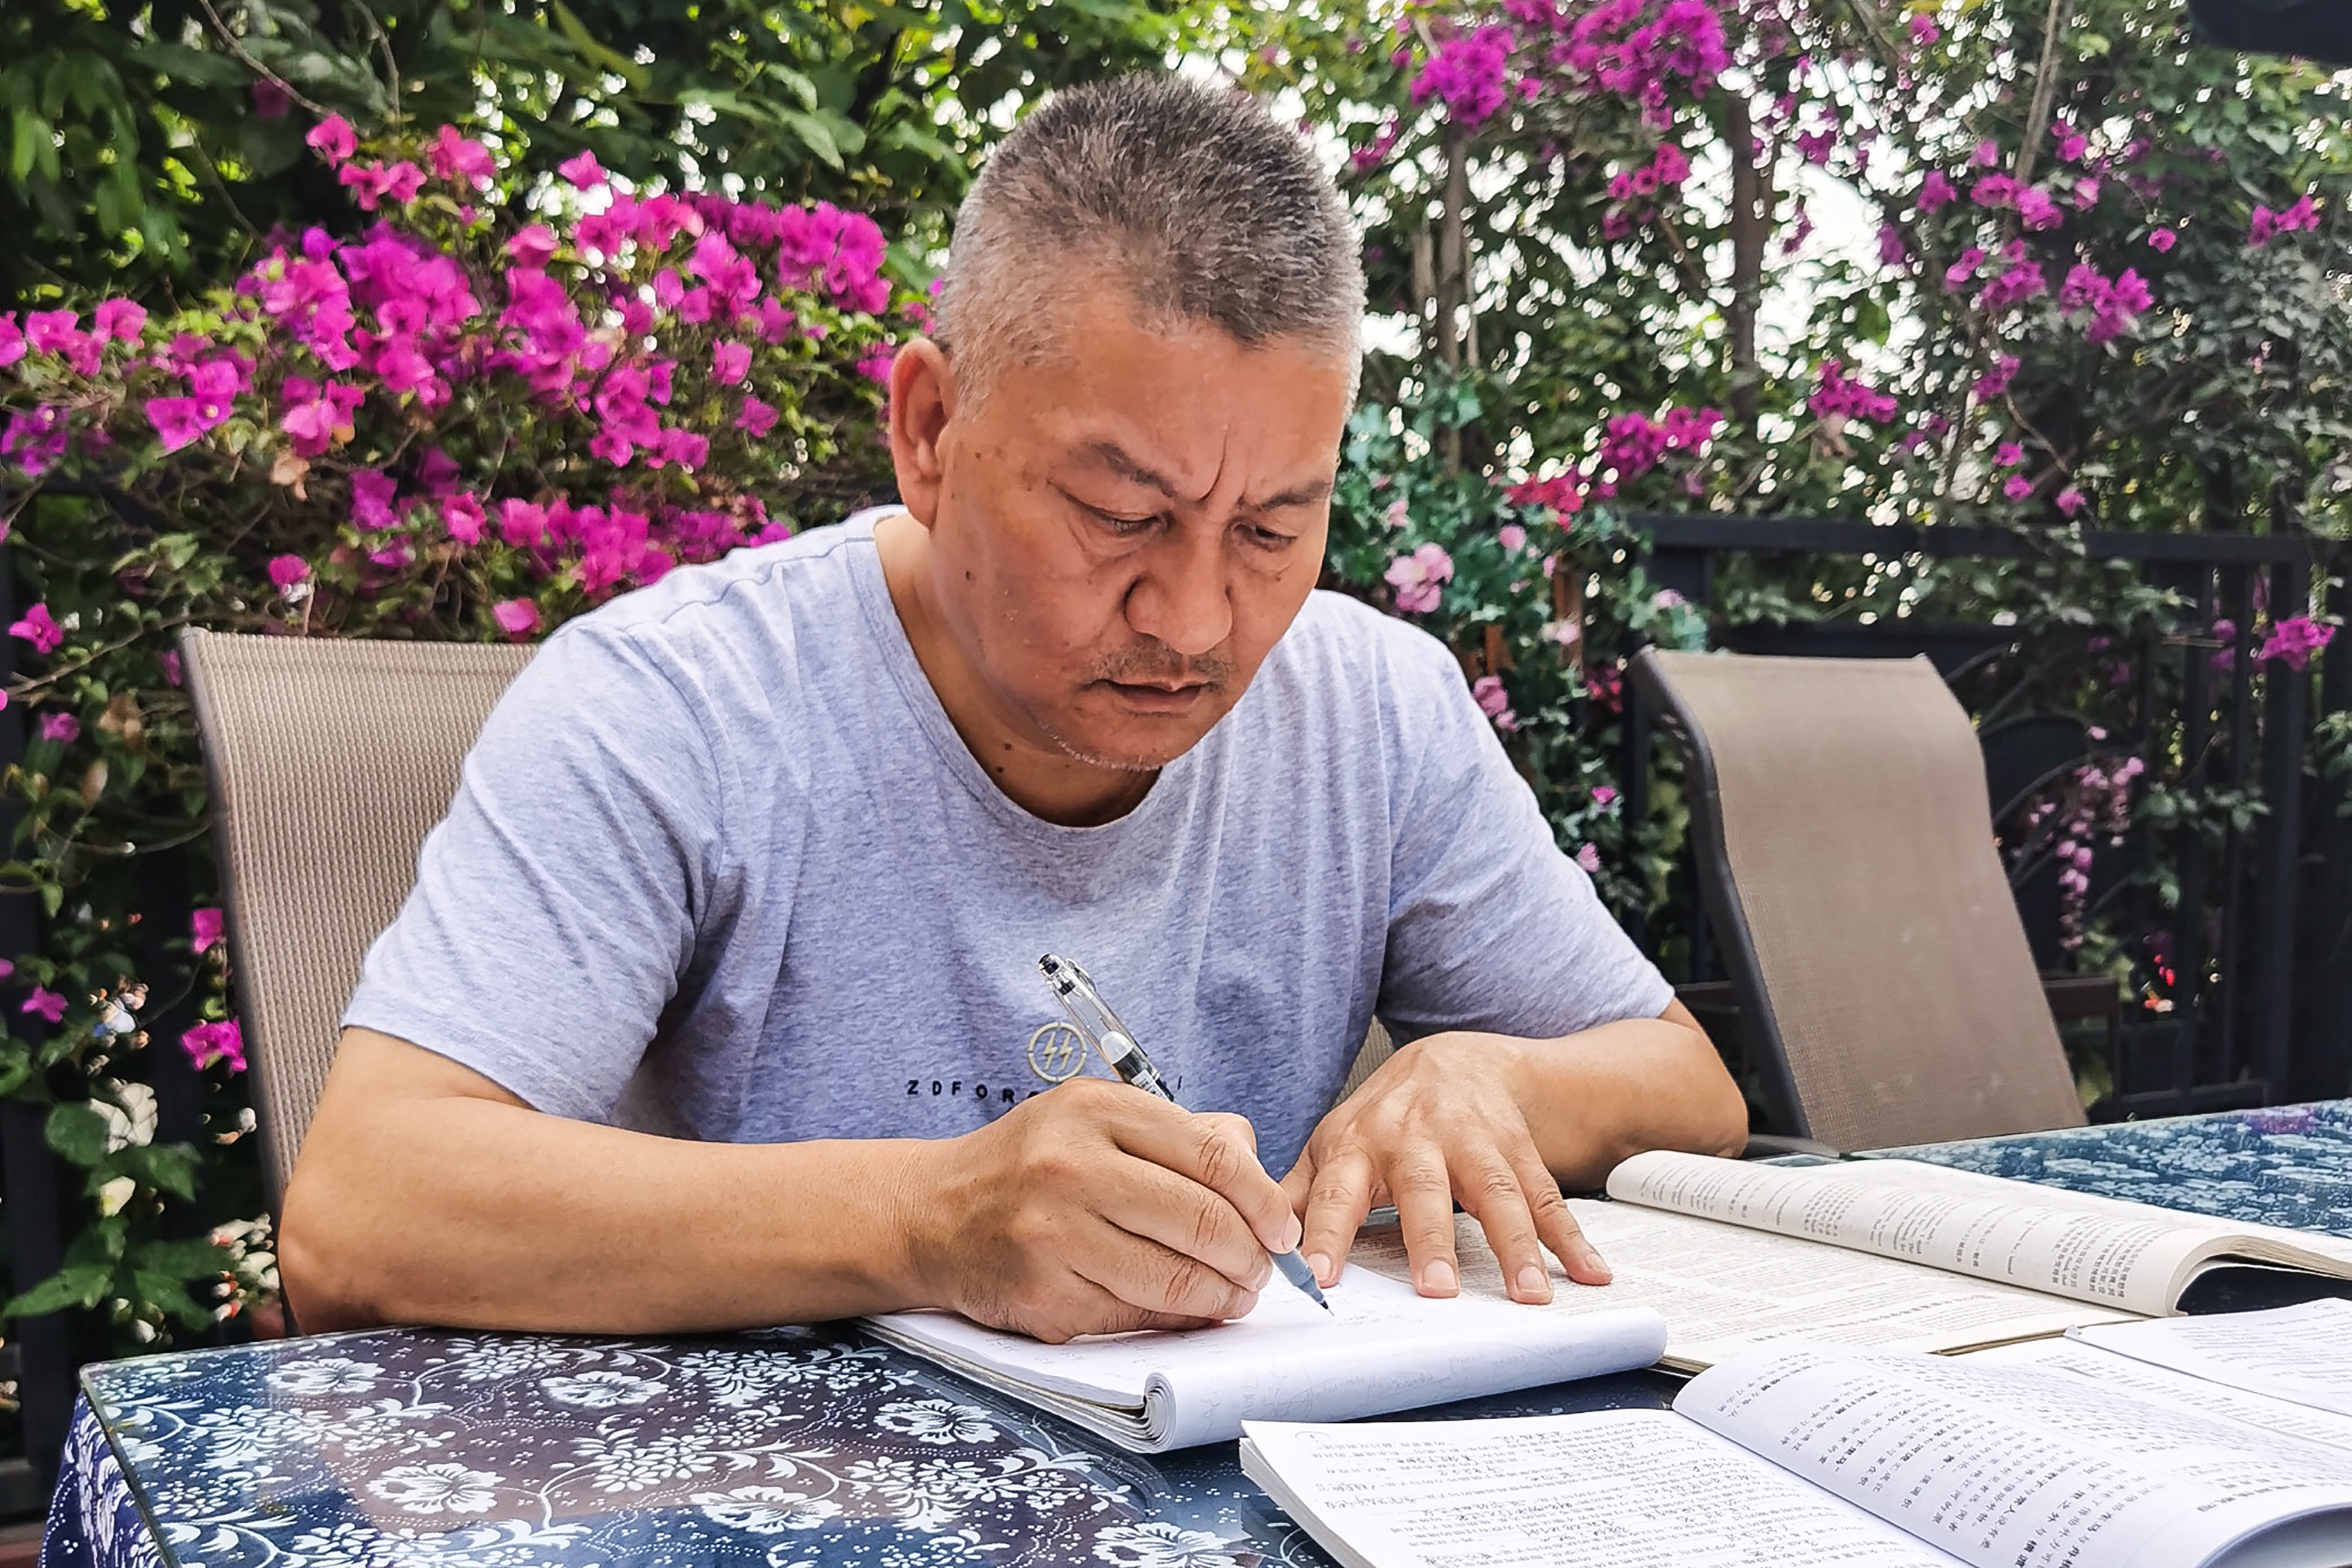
(934, 75, 1364, 403)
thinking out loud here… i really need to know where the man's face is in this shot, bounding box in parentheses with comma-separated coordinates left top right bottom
(899, 279, 1354, 774)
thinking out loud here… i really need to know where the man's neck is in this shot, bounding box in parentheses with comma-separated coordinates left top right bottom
(873, 512, 1159, 828)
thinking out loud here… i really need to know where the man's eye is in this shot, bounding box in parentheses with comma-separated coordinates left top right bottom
(1088, 507, 1158, 535)
(1244, 525, 1295, 550)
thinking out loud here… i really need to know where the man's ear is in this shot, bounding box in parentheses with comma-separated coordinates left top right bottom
(888, 339, 956, 527)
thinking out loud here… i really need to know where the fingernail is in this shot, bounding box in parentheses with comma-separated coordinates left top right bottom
(1578, 1241, 1612, 1282)
(1516, 1263, 1551, 1300)
(1419, 1259, 1457, 1296)
(1305, 1252, 1332, 1286)
(1281, 1216, 1304, 1252)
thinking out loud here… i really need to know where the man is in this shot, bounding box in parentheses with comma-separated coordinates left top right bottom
(282, 75, 1747, 1343)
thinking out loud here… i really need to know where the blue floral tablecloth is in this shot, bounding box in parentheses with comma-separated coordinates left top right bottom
(45, 1098, 2352, 1568)
(39, 1322, 1673, 1568)
(1869, 1099, 2352, 1238)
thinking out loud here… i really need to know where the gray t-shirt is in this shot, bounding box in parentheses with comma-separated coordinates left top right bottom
(346, 510, 1671, 1174)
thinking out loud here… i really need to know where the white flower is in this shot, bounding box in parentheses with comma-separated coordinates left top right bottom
(690, 1485, 844, 1534)
(1092, 1522, 1247, 1568)
(540, 1370, 662, 1407)
(874, 1399, 1000, 1446)
(265, 1356, 381, 1396)
(433, 1338, 575, 1382)
(367, 1462, 500, 1515)
(572, 1430, 723, 1493)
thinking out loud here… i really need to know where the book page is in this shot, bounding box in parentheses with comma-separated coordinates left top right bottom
(1348, 1204, 2130, 1368)
(1965, 1337, 2352, 1454)
(864, 1268, 1667, 1450)
(1836, 1159, 2352, 1269)
(1609, 1150, 2233, 1313)
(2070, 1300, 2352, 1417)
(1240, 1409, 1970, 1568)
(1676, 1345, 2352, 1568)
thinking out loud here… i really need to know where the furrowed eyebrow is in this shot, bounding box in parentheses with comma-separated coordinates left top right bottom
(1244, 479, 1335, 513)
(1080, 440, 1178, 497)
(1075, 441, 1331, 513)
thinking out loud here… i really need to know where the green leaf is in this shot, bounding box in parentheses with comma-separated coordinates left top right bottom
(4, 1263, 115, 1318)
(779, 109, 844, 169)
(45, 1101, 112, 1165)
(550, 0, 649, 91)
(132, 1236, 233, 1276)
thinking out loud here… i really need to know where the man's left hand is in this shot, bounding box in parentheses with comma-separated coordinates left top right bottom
(1281, 1032, 1612, 1306)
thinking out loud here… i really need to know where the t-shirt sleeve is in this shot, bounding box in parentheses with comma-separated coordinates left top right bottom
(341, 622, 728, 1121)
(1375, 631, 1673, 1043)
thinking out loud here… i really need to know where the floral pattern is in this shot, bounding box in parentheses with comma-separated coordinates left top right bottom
(46, 1325, 1296, 1568)
(1874, 1099, 2352, 1238)
(54, 1103, 2344, 1568)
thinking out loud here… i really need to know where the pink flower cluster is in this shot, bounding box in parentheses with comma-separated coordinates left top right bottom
(1, 119, 904, 620)
(1806, 360, 1899, 424)
(2249, 195, 2320, 248)
(1552, 0, 1730, 123)
(181, 1018, 246, 1073)
(2260, 615, 2335, 671)
(1412, 25, 1516, 126)
(2059, 263, 2154, 346)
(1471, 673, 1519, 730)
(1385, 542, 1456, 614)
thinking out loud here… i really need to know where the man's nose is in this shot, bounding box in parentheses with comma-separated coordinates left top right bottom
(1122, 527, 1233, 660)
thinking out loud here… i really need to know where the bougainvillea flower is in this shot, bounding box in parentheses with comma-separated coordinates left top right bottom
(2259, 616, 2336, 671)
(181, 1018, 246, 1071)
(1385, 543, 1455, 614)
(21, 987, 67, 1024)
(267, 554, 311, 589)
(192, 907, 225, 954)
(559, 149, 608, 189)
(37, 713, 78, 744)
(306, 114, 357, 165)
(492, 598, 543, 639)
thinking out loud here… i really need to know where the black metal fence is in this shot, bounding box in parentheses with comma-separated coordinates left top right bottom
(1621, 512, 2352, 1120)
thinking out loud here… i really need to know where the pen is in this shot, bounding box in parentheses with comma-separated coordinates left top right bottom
(1036, 952, 1330, 1312)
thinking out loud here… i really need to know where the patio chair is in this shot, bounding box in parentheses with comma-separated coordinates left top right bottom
(180, 630, 535, 1208)
(1628, 647, 2089, 1152)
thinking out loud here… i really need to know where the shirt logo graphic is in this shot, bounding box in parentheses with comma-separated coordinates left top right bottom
(1026, 1021, 1090, 1084)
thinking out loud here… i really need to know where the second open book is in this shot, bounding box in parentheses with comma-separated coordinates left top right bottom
(863, 1150, 2352, 1449)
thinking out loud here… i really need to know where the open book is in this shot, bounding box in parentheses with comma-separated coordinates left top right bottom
(860, 1269, 1666, 1453)
(1242, 1301, 2352, 1568)
(1348, 1149, 2352, 1369)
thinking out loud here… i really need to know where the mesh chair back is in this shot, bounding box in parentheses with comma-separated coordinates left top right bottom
(181, 630, 535, 1204)
(1632, 648, 2084, 1151)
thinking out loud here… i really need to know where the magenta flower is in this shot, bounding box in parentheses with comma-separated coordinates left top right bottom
(492, 599, 543, 640)
(267, 554, 310, 590)
(1409, 25, 1514, 128)
(1498, 523, 1527, 553)
(349, 470, 400, 530)
(1592, 785, 1619, 808)
(2249, 195, 2318, 248)
(506, 223, 559, 268)
(2002, 474, 2033, 502)
(440, 494, 486, 546)
(1908, 12, 1939, 43)
(2259, 616, 2335, 671)
(0, 316, 22, 369)
(192, 907, 225, 954)
(36, 712, 78, 744)
(181, 1018, 246, 1072)
(2056, 487, 2086, 517)
(145, 396, 221, 453)
(1970, 173, 2019, 209)
(2073, 177, 2102, 209)
(1877, 225, 1909, 267)
(427, 125, 495, 187)
(2149, 229, 2178, 252)
(21, 987, 66, 1024)
(9, 603, 63, 655)
(1995, 442, 2024, 468)
(1916, 170, 1957, 213)
(712, 341, 752, 386)
(93, 299, 146, 343)
(2014, 188, 2062, 230)
(1384, 543, 1455, 615)
(305, 114, 357, 166)
(1807, 359, 1899, 424)
(559, 149, 608, 189)
(1970, 139, 2000, 167)
(736, 396, 778, 437)
(1943, 247, 1986, 291)
(1575, 844, 1602, 874)
(1973, 355, 2020, 402)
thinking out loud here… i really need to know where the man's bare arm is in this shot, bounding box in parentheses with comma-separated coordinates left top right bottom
(281, 1027, 1302, 1340)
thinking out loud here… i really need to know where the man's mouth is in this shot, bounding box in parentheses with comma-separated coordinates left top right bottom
(1101, 678, 1212, 712)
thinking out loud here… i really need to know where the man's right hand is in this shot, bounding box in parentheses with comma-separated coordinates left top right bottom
(898, 1076, 1301, 1343)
